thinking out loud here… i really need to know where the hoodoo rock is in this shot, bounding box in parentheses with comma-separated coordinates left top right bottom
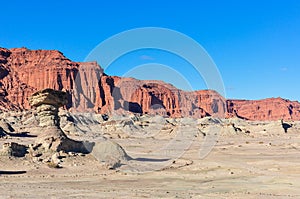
(29, 89, 92, 153)
(1, 47, 300, 121)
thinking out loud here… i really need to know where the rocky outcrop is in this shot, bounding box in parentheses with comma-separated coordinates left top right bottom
(0, 47, 103, 111)
(0, 142, 28, 157)
(1, 47, 300, 121)
(227, 98, 300, 121)
(105, 77, 226, 118)
(0, 47, 226, 118)
(29, 89, 92, 153)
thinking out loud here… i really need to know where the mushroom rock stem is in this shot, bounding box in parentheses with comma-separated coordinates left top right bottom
(36, 104, 60, 127)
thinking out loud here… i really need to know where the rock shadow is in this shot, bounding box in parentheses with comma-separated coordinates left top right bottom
(0, 170, 26, 175)
(281, 119, 292, 133)
(7, 132, 37, 138)
(133, 157, 170, 162)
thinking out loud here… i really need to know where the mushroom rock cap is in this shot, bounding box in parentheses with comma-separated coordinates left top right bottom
(29, 88, 68, 107)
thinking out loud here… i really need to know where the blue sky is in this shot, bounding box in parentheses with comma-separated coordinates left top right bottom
(1, 0, 300, 100)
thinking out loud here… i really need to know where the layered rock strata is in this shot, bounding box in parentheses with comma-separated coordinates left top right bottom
(29, 89, 92, 153)
(0, 47, 300, 121)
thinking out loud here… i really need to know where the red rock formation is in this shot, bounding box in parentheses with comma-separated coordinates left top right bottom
(0, 47, 103, 111)
(101, 77, 225, 118)
(0, 47, 300, 121)
(227, 98, 300, 121)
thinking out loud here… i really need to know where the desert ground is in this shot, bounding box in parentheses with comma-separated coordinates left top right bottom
(1, 110, 300, 199)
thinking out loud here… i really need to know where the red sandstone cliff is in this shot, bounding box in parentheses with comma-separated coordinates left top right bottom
(226, 98, 300, 121)
(0, 47, 103, 111)
(0, 47, 299, 121)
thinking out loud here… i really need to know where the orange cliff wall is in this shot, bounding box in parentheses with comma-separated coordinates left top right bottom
(227, 98, 300, 121)
(1, 47, 300, 121)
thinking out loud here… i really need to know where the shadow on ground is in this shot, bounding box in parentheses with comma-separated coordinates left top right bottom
(0, 170, 26, 175)
(134, 157, 170, 162)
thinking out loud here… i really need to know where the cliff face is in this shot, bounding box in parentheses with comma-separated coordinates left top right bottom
(103, 78, 226, 118)
(0, 47, 299, 121)
(0, 47, 103, 111)
(0, 47, 225, 118)
(227, 98, 300, 121)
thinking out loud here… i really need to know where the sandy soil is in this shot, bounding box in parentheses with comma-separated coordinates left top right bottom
(0, 113, 300, 198)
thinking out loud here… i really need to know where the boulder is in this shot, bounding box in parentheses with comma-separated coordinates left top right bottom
(91, 140, 131, 169)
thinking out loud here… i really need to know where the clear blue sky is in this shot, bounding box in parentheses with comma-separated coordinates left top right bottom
(1, 0, 300, 101)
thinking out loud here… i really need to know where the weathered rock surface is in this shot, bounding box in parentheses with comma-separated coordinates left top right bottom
(91, 140, 131, 169)
(0, 142, 28, 157)
(0, 47, 225, 118)
(227, 98, 300, 121)
(1, 47, 300, 120)
(0, 47, 103, 112)
(29, 89, 92, 153)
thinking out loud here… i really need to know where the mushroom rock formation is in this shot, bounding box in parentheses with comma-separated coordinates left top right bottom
(29, 88, 93, 153)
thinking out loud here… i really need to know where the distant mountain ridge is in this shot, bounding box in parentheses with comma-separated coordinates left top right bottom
(0, 47, 299, 121)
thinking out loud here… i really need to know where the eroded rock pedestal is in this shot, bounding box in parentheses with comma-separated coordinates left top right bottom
(29, 89, 92, 153)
